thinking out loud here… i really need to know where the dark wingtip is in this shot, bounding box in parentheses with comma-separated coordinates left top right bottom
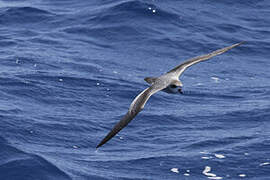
(231, 41, 245, 48)
(238, 41, 245, 45)
(223, 41, 245, 53)
(96, 112, 134, 149)
(96, 137, 107, 149)
(96, 139, 106, 149)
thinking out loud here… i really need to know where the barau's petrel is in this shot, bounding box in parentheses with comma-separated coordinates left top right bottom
(96, 42, 243, 148)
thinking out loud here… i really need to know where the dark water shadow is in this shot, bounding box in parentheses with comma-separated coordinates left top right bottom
(0, 137, 71, 180)
(181, 90, 243, 99)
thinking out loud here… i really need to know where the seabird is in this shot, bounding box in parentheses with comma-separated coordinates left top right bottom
(96, 42, 244, 148)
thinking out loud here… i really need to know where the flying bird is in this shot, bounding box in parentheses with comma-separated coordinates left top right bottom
(96, 42, 244, 148)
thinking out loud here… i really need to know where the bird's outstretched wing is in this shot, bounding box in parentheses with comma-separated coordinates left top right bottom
(96, 85, 165, 148)
(168, 42, 244, 77)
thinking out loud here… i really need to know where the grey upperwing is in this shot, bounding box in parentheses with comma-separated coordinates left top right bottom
(96, 85, 165, 148)
(96, 111, 138, 148)
(168, 42, 244, 77)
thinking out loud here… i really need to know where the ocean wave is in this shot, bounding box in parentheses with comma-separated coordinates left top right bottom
(0, 0, 269, 179)
(0, 137, 71, 180)
(63, 0, 183, 45)
(83, 0, 180, 24)
(182, 90, 244, 99)
(0, 6, 53, 24)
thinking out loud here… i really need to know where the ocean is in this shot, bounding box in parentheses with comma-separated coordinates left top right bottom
(0, 0, 269, 179)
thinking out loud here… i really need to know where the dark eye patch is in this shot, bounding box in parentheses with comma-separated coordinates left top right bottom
(170, 84, 177, 88)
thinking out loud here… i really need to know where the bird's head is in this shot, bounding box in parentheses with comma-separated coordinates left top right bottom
(169, 80, 183, 94)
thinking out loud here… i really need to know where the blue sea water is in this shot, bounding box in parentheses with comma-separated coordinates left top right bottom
(0, 0, 270, 179)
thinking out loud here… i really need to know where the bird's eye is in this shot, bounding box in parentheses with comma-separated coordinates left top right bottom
(170, 84, 177, 88)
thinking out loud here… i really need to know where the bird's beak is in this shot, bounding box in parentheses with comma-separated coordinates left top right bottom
(178, 88, 183, 94)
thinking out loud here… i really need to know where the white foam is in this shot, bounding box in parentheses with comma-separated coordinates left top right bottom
(171, 168, 179, 173)
(202, 156, 211, 159)
(214, 154, 225, 159)
(203, 166, 211, 173)
(200, 151, 209, 154)
(211, 77, 219, 83)
(239, 174, 246, 177)
(260, 162, 270, 166)
(184, 169, 190, 176)
(203, 166, 216, 177)
(203, 166, 222, 179)
(205, 173, 217, 177)
(208, 177, 223, 180)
